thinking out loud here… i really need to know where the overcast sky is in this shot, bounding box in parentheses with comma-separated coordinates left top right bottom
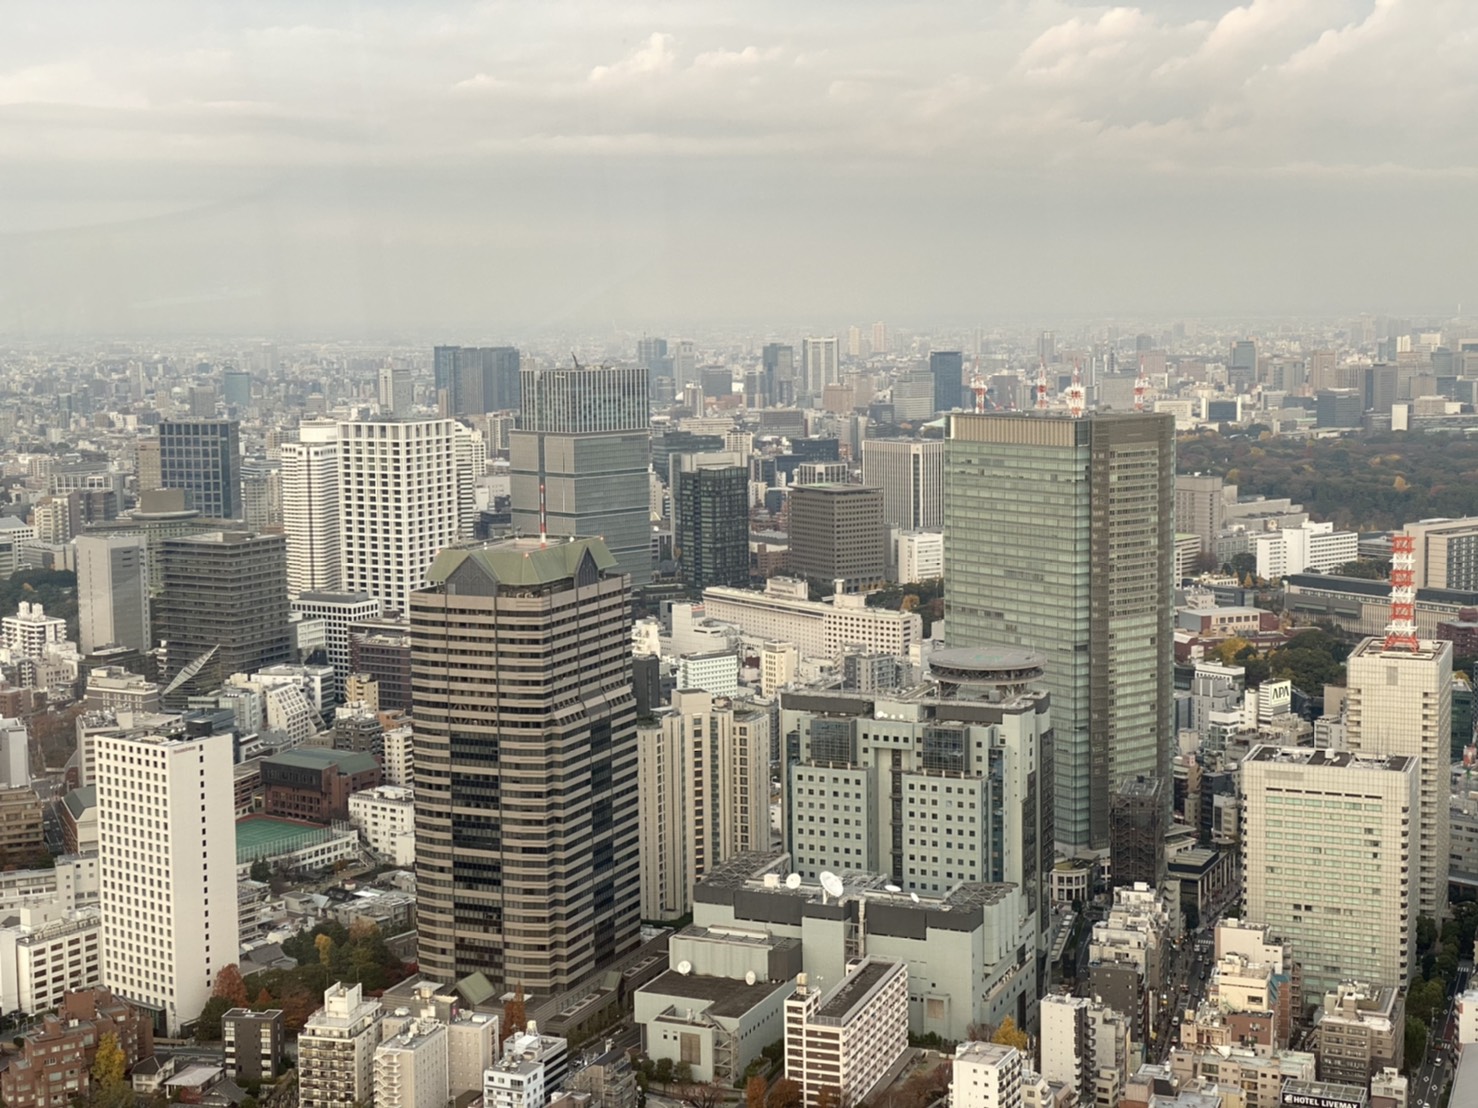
(1, 0, 1474, 337)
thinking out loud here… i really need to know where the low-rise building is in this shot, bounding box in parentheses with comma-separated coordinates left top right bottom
(349, 786, 415, 866)
(484, 1030, 570, 1108)
(784, 959, 909, 1108)
(0, 906, 102, 1015)
(953, 1042, 1022, 1108)
(0, 988, 154, 1108)
(1312, 983, 1403, 1088)
(1038, 994, 1132, 1108)
(635, 961, 794, 1086)
(1166, 1045, 1316, 1108)
(260, 748, 381, 822)
(223, 1008, 284, 1081)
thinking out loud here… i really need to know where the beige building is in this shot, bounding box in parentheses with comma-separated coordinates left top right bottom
(637, 691, 770, 921)
(784, 959, 909, 1108)
(1312, 982, 1403, 1088)
(1037, 994, 1132, 1108)
(1166, 1045, 1315, 1108)
(1241, 747, 1418, 997)
(952, 1042, 1022, 1108)
(1344, 636, 1452, 921)
(1404, 516, 1478, 589)
(373, 1019, 448, 1108)
(861, 439, 944, 531)
(702, 578, 920, 665)
(299, 983, 385, 1108)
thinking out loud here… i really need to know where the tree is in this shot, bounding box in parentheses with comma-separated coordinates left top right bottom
(746, 1075, 768, 1108)
(250, 859, 272, 882)
(815, 1087, 843, 1108)
(92, 1032, 126, 1089)
(1404, 1016, 1428, 1072)
(681, 1080, 724, 1108)
(315, 933, 336, 967)
(254, 987, 275, 1010)
(673, 1063, 693, 1086)
(503, 984, 527, 1037)
(654, 1059, 674, 1086)
(1418, 916, 1438, 953)
(194, 996, 233, 1041)
(766, 1078, 802, 1108)
(214, 964, 250, 1008)
(991, 1016, 1029, 1052)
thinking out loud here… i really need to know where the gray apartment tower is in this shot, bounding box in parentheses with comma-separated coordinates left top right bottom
(158, 418, 241, 519)
(410, 538, 640, 992)
(945, 411, 1175, 852)
(510, 363, 652, 585)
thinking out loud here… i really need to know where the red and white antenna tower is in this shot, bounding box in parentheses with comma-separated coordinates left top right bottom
(1384, 533, 1419, 651)
(1134, 355, 1149, 412)
(971, 371, 989, 413)
(1035, 360, 1049, 411)
(1067, 360, 1086, 419)
(538, 482, 548, 548)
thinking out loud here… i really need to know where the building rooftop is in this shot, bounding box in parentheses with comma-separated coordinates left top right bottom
(263, 747, 379, 775)
(643, 970, 792, 1020)
(815, 958, 902, 1021)
(428, 536, 617, 589)
(1246, 745, 1413, 772)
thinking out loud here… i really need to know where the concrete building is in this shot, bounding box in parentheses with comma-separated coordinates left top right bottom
(0, 989, 154, 1108)
(378, 365, 415, 418)
(299, 983, 386, 1108)
(702, 578, 921, 665)
(1241, 747, 1417, 996)
(338, 418, 461, 615)
(953, 1042, 1022, 1108)
(510, 363, 652, 585)
(411, 539, 640, 991)
(1344, 635, 1452, 921)
(0, 907, 102, 1015)
(158, 418, 240, 520)
(280, 420, 341, 597)
(800, 337, 839, 400)
(862, 439, 944, 531)
(788, 484, 886, 593)
(261, 748, 381, 822)
(946, 412, 1175, 853)
(894, 529, 944, 584)
(1404, 517, 1478, 590)
(1251, 521, 1359, 579)
(1312, 982, 1403, 1088)
(1110, 776, 1167, 891)
(1175, 475, 1227, 557)
(485, 1031, 570, 1108)
(1088, 883, 1175, 1048)
(635, 960, 794, 1086)
(374, 1018, 448, 1108)
(75, 534, 149, 654)
(349, 786, 416, 867)
(1038, 994, 1132, 1108)
(637, 691, 770, 921)
(97, 730, 239, 1034)
(674, 464, 750, 591)
(784, 958, 909, 1108)
(83, 668, 161, 714)
(1, 602, 67, 659)
(292, 592, 384, 697)
(223, 1008, 285, 1081)
(1167, 1046, 1317, 1108)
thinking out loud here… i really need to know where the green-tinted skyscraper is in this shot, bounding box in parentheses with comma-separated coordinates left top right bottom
(944, 411, 1174, 852)
(674, 464, 750, 592)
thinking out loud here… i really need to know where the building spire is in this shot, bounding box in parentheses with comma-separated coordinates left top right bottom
(1384, 533, 1419, 651)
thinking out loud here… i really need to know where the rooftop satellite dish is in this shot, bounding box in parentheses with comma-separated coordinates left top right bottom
(910, 892, 921, 904)
(819, 871, 845, 899)
(884, 884, 902, 894)
(676, 960, 692, 976)
(745, 970, 757, 986)
(785, 873, 803, 890)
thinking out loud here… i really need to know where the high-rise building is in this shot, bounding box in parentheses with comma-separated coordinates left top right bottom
(636, 336, 669, 378)
(374, 1019, 448, 1108)
(158, 419, 241, 520)
(151, 531, 293, 701)
(1229, 340, 1258, 391)
(945, 411, 1175, 852)
(221, 369, 252, 408)
(1174, 474, 1226, 557)
(637, 690, 770, 921)
(784, 959, 909, 1108)
(1344, 635, 1452, 921)
(299, 983, 386, 1108)
(97, 729, 239, 1033)
(223, 1008, 284, 1081)
(788, 484, 886, 593)
(1403, 517, 1478, 590)
(281, 420, 341, 596)
(800, 337, 838, 401)
(75, 534, 149, 654)
(673, 464, 749, 591)
(861, 439, 944, 530)
(433, 346, 521, 416)
(1109, 776, 1166, 891)
(378, 365, 415, 417)
(1037, 994, 1131, 1108)
(411, 538, 639, 990)
(291, 592, 384, 698)
(510, 363, 652, 585)
(1241, 746, 1417, 996)
(761, 343, 795, 407)
(929, 351, 965, 413)
(338, 418, 461, 615)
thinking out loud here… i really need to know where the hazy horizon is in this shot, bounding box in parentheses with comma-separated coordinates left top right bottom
(4, 0, 1476, 337)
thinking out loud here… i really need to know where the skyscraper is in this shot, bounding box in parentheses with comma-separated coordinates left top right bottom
(945, 411, 1175, 852)
(411, 538, 640, 990)
(338, 418, 461, 614)
(761, 343, 795, 407)
(378, 364, 415, 417)
(432, 346, 521, 416)
(1344, 635, 1452, 921)
(97, 728, 238, 1033)
(801, 337, 838, 401)
(929, 350, 965, 413)
(280, 420, 341, 597)
(861, 439, 944, 530)
(75, 534, 149, 654)
(158, 419, 241, 519)
(510, 363, 652, 585)
(788, 484, 886, 593)
(673, 464, 749, 591)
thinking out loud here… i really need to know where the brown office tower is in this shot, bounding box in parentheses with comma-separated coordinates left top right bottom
(1109, 775, 1166, 890)
(787, 483, 886, 593)
(411, 537, 640, 992)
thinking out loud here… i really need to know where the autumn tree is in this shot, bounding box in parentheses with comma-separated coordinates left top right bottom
(815, 1087, 844, 1108)
(315, 933, 336, 967)
(991, 1016, 1029, 1052)
(213, 964, 250, 1007)
(681, 1080, 725, 1108)
(766, 1078, 802, 1108)
(503, 983, 527, 1037)
(746, 1075, 769, 1108)
(92, 1032, 125, 1089)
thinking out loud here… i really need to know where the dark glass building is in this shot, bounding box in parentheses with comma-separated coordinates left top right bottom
(674, 464, 749, 591)
(158, 418, 241, 519)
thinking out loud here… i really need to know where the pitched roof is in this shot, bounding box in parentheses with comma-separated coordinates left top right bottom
(427, 537, 617, 589)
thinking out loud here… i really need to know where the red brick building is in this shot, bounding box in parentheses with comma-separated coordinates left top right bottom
(260, 748, 380, 822)
(1, 988, 155, 1108)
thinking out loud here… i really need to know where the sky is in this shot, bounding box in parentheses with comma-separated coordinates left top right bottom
(1, 0, 1475, 337)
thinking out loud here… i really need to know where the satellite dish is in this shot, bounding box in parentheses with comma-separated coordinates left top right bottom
(785, 873, 803, 890)
(910, 892, 920, 904)
(745, 970, 757, 986)
(676, 960, 692, 976)
(884, 884, 902, 894)
(819, 871, 845, 899)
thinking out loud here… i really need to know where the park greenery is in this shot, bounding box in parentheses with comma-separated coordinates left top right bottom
(866, 577, 945, 637)
(1405, 903, 1478, 1071)
(1206, 626, 1351, 690)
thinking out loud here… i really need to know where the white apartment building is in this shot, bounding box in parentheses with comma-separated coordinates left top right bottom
(785, 959, 909, 1108)
(374, 1018, 448, 1108)
(862, 439, 944, 531)
(381, 725, 413, 788)
(485, 1032, 570, 1108)
(760, 641, 798, 697)
(637, 691, 770, 921)
(1344, 635, 1452, 921)
(349, 786, 416, 867)
(2, 602, 67, 659)
(299, 982, 386, 1108)
(75, 534, 149, 654)
(338, 418, 460, 615)
(1241, 746, 1418, 997)
(675, 651, 740, 698)
(1252, 521, 1358, 579)
(953, 1042, 1022, 1108)
(96, 730, 239, 1034)
(702, 578, 921, 664)
(281, 420, 342, 597)
(894, 530, 944, 585)
(0, 906, 101, 1014)
(290, 592, 384, 697)
(0, 855, 99, 914)
(1037, 995, 1131, 1108)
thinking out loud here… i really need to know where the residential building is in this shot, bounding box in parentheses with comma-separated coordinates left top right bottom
(0, 907, 102, 1015)
(637, 691, 770, 921)
(1038, 994, 1132, 1108)
(261, 749, 381, 822)
(1344, 635, 1453, 921)
(702, 578, 921, 664)
(674, 465, 750, 591)
(83, 668, 161, 714)
(0, 717, 28, 788)
(485, 1031, 570, 1108)
(339, 418, 461, 615)
(1312, 983, 1403, 1087)
(349, 786, 416, 866)
(946, 412, 1175, 852)
(784, 959, 909, 1108)
(1166, 1047, 1316, 1108)
(158, 419, 241, 519)
(97, 730, 239, 1034)
(509, 363, 652, 585)
(299, 983, 386, 1108)
(374, 1019, 448, 1108)
(280, 420, 342, 597)
(1088, 883, 1174, 1048)
(1241, 747, 1417, 996)
(0, 786, 45, 863)
(223, 1008, 284, 1081)
(411, 539, 640, 990)
(862, 439, 944, 531)
(953, 1042, 1022, 1108)
(75, 534, 149, 653)
(0, 988, 154, 1108)
(1, 602, 67, 658)
(788, 484, 886, 593)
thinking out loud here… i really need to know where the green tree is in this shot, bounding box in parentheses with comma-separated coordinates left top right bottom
(1418, 916, 1438, 952)
(250, 859, 271, 882)
(194, 996, 233, 1041)
(1404, 1016, 1428, 1072)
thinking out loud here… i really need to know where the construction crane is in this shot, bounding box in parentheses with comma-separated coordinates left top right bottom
(970, 371, 991, 413)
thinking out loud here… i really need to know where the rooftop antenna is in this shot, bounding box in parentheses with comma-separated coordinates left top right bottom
(571, 352, 583, 371)
(1035, 359, 1050, 411)
(1134, 354, 1149, 413)
(971, 370, 989, 414)
(819, 870, 845, 904)
(785, 873, 803, 890)
(1067, 359, 1086, 419)
(1384, 533, 1419, 651)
